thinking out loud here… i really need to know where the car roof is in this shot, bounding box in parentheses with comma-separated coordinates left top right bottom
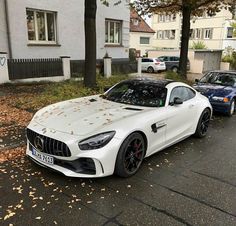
(122, 78, 174, 87)
(207, 70, 236, 74)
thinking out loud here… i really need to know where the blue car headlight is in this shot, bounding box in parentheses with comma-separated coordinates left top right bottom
(212, 96, 230, 103)
(78, 131, 116, 150)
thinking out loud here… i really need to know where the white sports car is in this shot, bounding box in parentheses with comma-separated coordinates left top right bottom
(26, 78, 212, 178)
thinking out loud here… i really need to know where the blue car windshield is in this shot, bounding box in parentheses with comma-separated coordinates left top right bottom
(200, 72, 236, 87)
(101, 81, 167, 107)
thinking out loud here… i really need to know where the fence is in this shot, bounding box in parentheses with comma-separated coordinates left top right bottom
(70, 59, 137, 77)
(8, 58, 63, 80)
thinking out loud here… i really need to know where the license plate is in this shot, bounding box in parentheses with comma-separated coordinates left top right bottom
(32, 148, 54, 165)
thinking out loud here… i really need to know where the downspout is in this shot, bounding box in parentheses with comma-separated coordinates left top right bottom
(4, 0, 12, 58)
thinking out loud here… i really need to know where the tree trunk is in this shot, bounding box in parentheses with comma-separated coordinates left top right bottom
(179, 5, 191, 78)
(84, 0, 97, 87)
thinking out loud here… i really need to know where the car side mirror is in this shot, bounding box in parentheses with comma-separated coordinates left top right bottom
(170, 97, 183, 106)
(195, 79, 199, 83)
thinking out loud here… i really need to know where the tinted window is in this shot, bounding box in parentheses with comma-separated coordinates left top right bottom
(169, 87, 196, 103)
(102, 81, 167, 107)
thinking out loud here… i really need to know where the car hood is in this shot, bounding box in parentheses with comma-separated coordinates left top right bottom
(32, 95, 150, 136)
(193, 83, 233, 97)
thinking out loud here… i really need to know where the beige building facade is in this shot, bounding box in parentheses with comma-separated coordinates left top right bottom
(151, 8, 236, 51)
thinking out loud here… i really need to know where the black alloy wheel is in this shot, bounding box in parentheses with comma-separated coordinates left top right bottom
(147, 66, 154, 73)
(115, 133, 145, 177)
(194, 108, 211, 138)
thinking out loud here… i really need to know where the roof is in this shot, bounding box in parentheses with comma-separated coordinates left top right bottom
(130, 8, 155, 34)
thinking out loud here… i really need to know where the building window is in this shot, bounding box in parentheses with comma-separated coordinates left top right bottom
(164, 30, 169, 39)
(140, 37, 150, 44)
(26, 9, 57, 44)
(170, 30, 176, 39)
(157, 31, 163, 39)
(227, 27, 233, 38)
(105, 19, 121, 44)
(195, 29, 201, 39)
(159, 14, 165, 22)
(204, 28, 213, 39)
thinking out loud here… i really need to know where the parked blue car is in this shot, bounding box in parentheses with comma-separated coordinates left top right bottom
(193, 70, 236, 116)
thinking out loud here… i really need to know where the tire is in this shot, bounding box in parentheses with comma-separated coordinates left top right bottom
(227, 99, 235, 117)
(115, 133, 146, 178)
(194, 108, 211, 138)
(172, 66, 178, 73)
(147, 66, 154, 73)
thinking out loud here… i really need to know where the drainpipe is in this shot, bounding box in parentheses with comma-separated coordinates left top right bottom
(4, 0, 12, 58)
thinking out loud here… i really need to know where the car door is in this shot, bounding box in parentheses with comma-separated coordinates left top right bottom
(165, 86, 198, 145)
(141, 58, 148, 71)
(170, 56, 179, 68)
(163, 56, 171, 70)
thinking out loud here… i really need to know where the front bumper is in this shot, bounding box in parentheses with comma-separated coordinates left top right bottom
(26, 123, 122, 178)
(210, 101, 230, 114)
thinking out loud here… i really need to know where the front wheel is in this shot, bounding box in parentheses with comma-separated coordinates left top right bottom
(115, 133, 145, 177)
(227, 99, 235, 117)
(194, 108, 211, 138)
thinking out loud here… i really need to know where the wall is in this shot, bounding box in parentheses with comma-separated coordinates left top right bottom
(129, 32, 154, 56)
(151, 14, 182, 49)
(0, 0, 9, 53)
(151, 8, 234, 50)
(6, 0, 129, 60)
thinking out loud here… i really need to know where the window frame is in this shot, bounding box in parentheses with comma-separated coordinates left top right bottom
(140, 37, 150, 45)
(105, 19, 122, 45)
(204, 28, 213, 39)
(26, 8, 57, 45)
(169, 86, 196, 104)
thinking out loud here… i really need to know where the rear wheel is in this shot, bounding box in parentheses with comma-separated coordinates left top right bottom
(147, 66, 154, 73)
(194, 108, 211, 138)
(115, 133, 145, 177)
(227, 99, 235, 117)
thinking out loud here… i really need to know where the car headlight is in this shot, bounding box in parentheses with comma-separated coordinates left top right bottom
(78, 131, 116, 150)
(212, 96, 230, 102)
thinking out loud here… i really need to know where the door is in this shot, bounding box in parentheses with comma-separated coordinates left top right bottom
(165, 86, 198, 145)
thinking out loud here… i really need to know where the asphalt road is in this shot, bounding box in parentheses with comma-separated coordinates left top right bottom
(1, 114, 236, 226)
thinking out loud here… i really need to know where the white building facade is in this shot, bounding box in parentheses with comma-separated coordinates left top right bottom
(151, 8, 236, 51)
(0, 0, 130, 60)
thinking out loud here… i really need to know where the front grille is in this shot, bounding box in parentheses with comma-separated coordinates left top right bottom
(27, 128, 71, 157)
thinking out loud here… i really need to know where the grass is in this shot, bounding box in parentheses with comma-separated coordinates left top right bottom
(12, 75, 129, 111)
(165, 71, 193, 85)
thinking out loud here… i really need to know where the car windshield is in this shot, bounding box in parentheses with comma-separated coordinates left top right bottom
(199, 72, 236, 86)
(101, 81, 167, 107)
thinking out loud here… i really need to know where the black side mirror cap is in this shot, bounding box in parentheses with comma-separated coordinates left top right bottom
(173, 97, 183, 105)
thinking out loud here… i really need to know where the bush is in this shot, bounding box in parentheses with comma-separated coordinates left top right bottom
(222, 49, 236, 70)
(191, 41, 207, 49)
(165, 71, 192, 85)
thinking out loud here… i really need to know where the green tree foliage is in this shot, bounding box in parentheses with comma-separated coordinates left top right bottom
(132, 0, 236, 77)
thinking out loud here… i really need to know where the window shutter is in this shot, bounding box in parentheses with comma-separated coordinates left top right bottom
(201, 28, 204, 39)
(210, 28, 213, 39)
